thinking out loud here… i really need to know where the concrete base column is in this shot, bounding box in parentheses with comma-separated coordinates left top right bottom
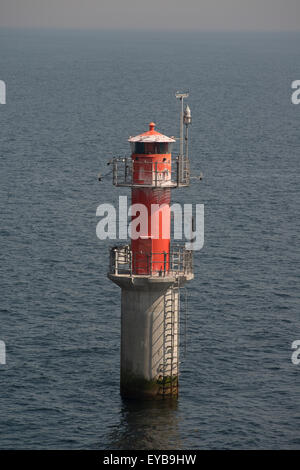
(119, 281, 179, 399)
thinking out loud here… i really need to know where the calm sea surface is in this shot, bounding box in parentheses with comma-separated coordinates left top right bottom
(0, 29, 299, 449)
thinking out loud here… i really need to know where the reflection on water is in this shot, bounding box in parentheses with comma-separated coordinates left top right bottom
(105, 399, 182, 450)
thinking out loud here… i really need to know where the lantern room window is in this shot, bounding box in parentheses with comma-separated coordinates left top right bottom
(130, 142, 173, 154)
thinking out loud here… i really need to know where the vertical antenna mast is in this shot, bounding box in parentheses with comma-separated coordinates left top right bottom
(175, 91, 189, 157)
(184, 104, 192, 160)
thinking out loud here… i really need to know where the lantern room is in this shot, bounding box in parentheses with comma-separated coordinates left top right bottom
(129, 122, 175, 154)
(129, 122, 175, 187)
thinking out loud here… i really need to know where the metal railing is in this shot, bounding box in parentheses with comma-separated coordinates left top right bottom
(112, 156, 190, 188)
(109, 244, 193, 277)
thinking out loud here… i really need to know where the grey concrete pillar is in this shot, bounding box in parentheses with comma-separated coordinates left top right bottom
(118, 279, 179, 399)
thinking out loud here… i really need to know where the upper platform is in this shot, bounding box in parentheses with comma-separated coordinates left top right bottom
(111, 122, 190, 188)
(112, 155, 190, 188)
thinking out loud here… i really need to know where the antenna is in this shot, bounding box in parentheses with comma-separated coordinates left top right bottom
(175, 91, 189, 158)
(184, 104, 191, 160)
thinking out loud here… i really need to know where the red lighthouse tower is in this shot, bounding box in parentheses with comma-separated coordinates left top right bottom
(108, 95, 193, 399)
(130, 122, 174, 275)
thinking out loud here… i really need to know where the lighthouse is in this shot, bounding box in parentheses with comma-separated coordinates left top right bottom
(108, 95, 194, 399)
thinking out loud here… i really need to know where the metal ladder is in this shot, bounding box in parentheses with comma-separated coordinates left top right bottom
(170, 250, 182, 274)
(158, 283, 179, 397)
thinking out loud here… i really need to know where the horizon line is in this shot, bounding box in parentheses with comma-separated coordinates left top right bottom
(0, 26, 300, 34)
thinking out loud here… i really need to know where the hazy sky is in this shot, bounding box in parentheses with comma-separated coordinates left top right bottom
(0, 0, 299, 31)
